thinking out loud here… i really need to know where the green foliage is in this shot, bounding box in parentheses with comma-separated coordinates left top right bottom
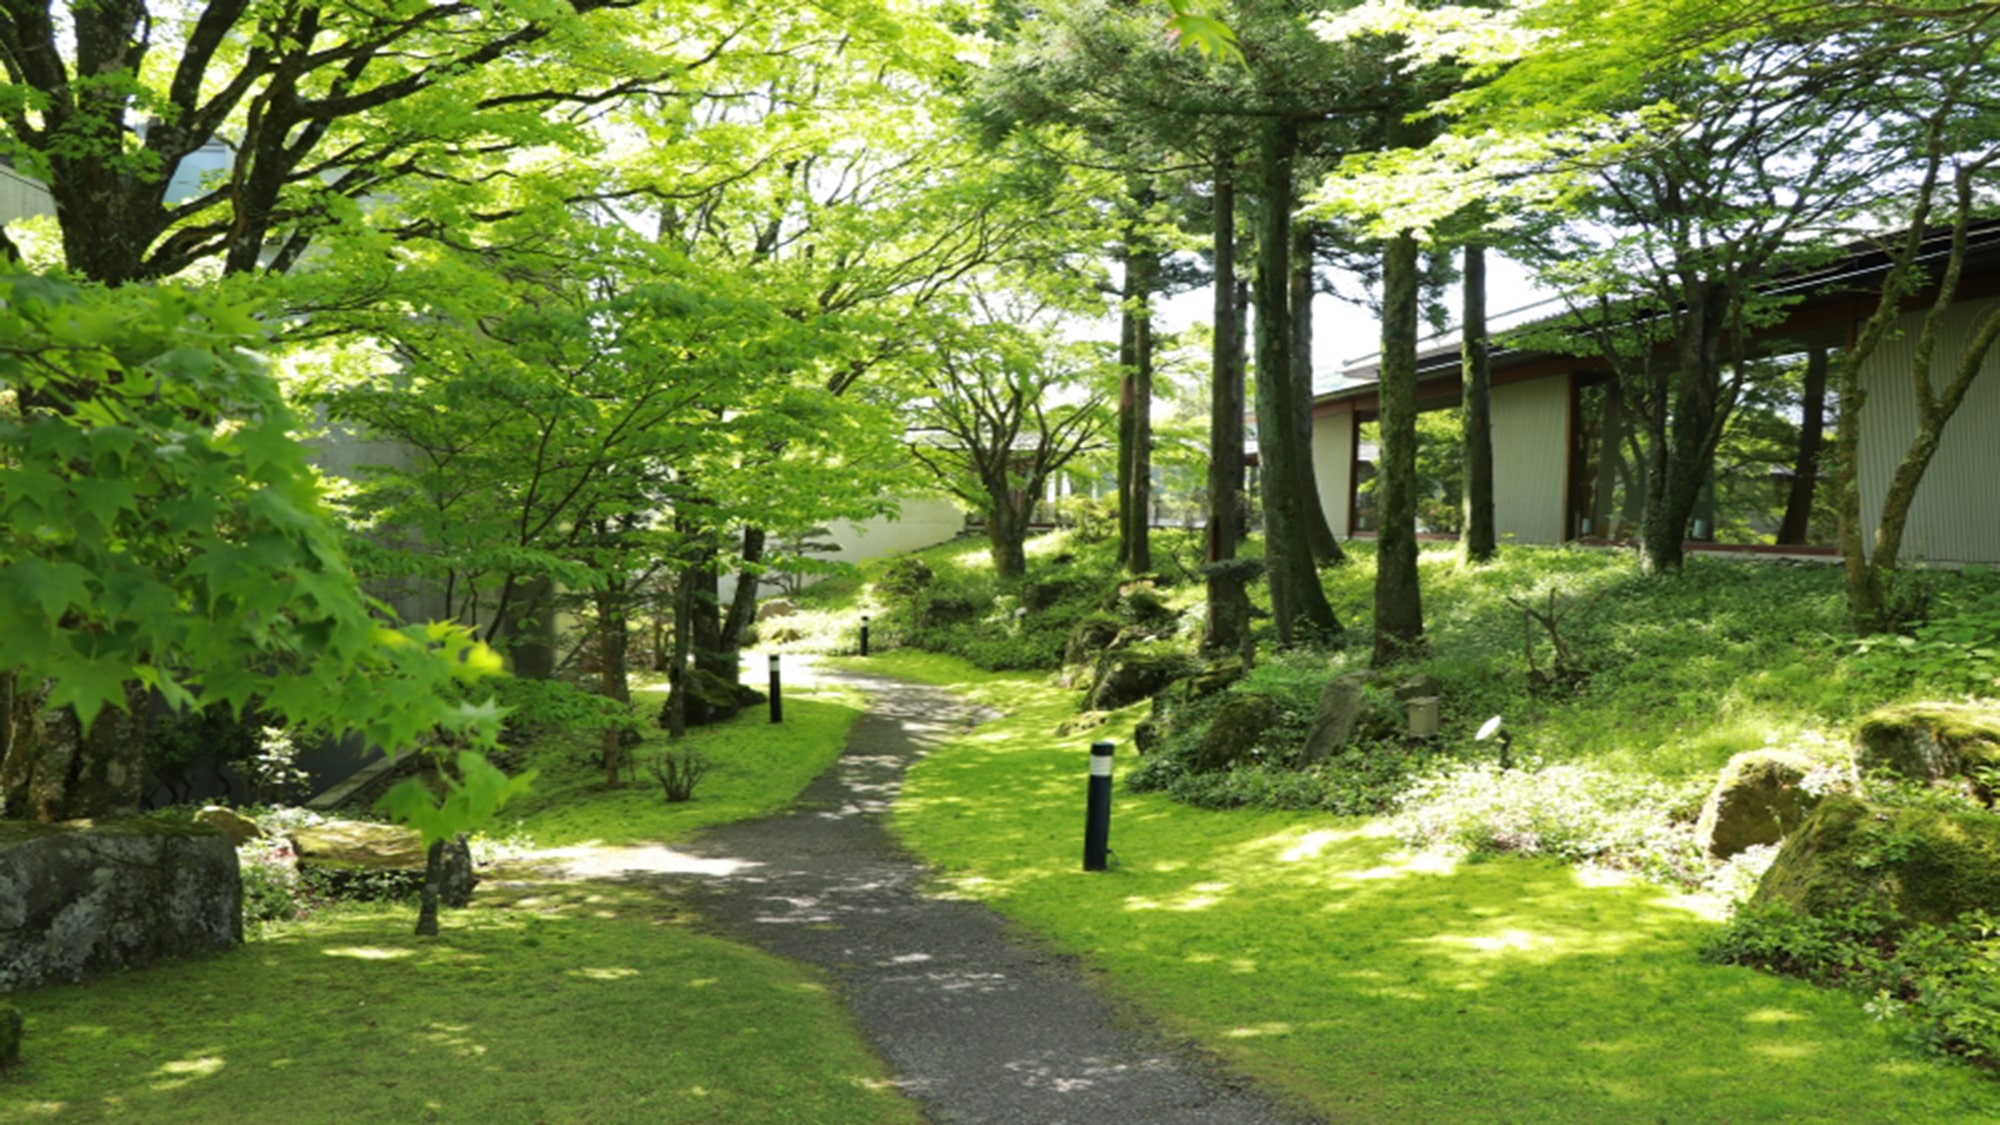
(647, 749, 710, 803)
(1705, 903, 2000, 1070)
(377, 752, 538, 848)
(1852, 571, 2000, 698)
(143, 702, 260, 804)
(1392, 759, 1708, 886)
(0, 270, 505, 756)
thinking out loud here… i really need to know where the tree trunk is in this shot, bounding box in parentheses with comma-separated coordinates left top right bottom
(1639, 280, 1733, 573)
(1373, 232, 1426, 666)
(596, 578, 632, 789)
(1292, 222, 1345, 565)
(718, 526, 767, 678)
(689, 554, 728, 681)
(667, 568, 695, 740)
(1203, 161, 1253, 657)
(1116, 243, 1138, 568)
(414, 838, 445, 937)
(1128, 248, 1159, 574)
(1252, 119, 1341, 646)
(1460, 242, 1497, 563)
(986, 494, 1029, 580)
(1776, 346, 1828, 545)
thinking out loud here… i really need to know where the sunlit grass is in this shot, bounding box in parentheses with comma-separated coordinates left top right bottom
(500, 659, 864, 847)
(0, 882, 920, 1125)
(891, 656, 2000, 1123)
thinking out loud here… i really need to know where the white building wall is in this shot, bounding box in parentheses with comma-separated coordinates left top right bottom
(1491, 374, 1571, 544)
(0, 165, 53, 226)
(1311, 411, 1354, 537)
(1857, 301, 2000, 564)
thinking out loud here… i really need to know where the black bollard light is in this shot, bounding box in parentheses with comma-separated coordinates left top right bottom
(768, 653, 782, 724)
(1083, 740, 1114, 872)
(860, 615, 871, 657)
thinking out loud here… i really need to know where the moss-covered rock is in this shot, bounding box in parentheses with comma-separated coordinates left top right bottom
(1856, 702, 2000, 797)
(0, 818, 239, 991)
(1752, 795, 2000, 927)
(292, 821, 477, 908)
(1193, 694, 1281, 773)
(1695, 749, 1820, 860)
(658, 668, 763, 729)
(1088, 651, 1195, 711)
(1063, 615, 1123, 667)
(919, 596, 979, 627)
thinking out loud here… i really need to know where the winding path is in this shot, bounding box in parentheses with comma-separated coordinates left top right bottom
(664, 671, 1315, 1125)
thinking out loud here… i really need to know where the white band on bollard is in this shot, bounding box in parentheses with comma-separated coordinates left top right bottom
(1090, 753, 1112, 777)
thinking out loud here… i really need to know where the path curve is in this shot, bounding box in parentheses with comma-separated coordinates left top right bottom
(663, 671, 1316, 1125)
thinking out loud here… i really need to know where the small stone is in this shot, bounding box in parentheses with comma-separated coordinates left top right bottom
(194, 805, 265, 846)
(1393, 674, 1442, 702)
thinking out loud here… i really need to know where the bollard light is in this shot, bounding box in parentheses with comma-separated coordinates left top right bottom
(1475, 714, 1514, 770)
(860, 615, 871, 657)
(768, 653, 782, 724)
(1083, 740, 1114, 872)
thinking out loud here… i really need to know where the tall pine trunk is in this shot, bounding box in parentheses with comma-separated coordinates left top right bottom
(1127, 248, 1159, 573)
(1292, 222, 1345, 565)
(1252, 119, 1340, 646)
(1203, 160, 1252, 657)
(1460, 242, 1497, 563)
(1373, 232, 1425, 666)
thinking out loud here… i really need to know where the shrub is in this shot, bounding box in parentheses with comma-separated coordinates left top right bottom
(238, 836, 304, 927)
(649, 749, 711, 802)
(1391, 760, 1707, 886)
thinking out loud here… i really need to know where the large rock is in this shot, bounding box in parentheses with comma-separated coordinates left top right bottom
(1088, 652, 1194, 711)
(1856, 702, 2000, 795)
(194, 805, 264, 846)
(1194, 694, 1281, 773)
(1695, 749, 1820, 860)
(291, 821, 476, 908)
(1064, 616, 1123, 666)
(1301, 676, 1367, 765)
(755, 598, 799, 621)
(658, 668, 762, 728)
(1753, 795, 2000, 927)
(0, 818, 240, 992)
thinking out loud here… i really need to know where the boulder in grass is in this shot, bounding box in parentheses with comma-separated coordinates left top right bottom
(1856, 702, 2000, 798)
(1752, 795, 2000, 928)
(291, 821, 477, 908)
(1088, 652, 1194, 711)
(194, 805, 264, 846)
(1695, 749, 1820, 860)
(1300, 676, 1367, 766)
(1194, 694, 1281, 773)
(1064, 616, 1124, 667)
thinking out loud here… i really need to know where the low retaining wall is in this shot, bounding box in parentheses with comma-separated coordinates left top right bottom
(0, 818, 240, 992)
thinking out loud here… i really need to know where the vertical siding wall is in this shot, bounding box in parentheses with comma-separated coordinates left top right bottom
(1857, 301, 2000, 564)
(0, 166, 53, 225)
(1491, 375, 1571, 544)
(1312, 411, 1355, 536)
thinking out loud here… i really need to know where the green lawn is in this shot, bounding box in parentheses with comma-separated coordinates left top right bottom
(1, 667, 918, 1124)
(883, 654, 2000, 1124)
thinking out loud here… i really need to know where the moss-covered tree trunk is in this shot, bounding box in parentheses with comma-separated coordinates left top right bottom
(414, 838, 445, 937)
(1639, 281, 1734, 574)
(1459, 241, 1497, 563)
(986, 494, 1030, 581)
(1252, 119, 1340, 646)
(1204, 163, 1254, 657)
(596, 575, 632, 789)
(718, 526, 766, 683)
(1292, 222, 1345, 566)
(1373, 232, 1425, 666)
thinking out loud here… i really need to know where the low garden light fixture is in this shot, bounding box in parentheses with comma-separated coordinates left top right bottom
(1476, 714, 1514, 770)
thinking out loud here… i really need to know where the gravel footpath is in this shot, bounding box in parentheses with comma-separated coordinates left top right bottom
(666, 671, 1317, 1125)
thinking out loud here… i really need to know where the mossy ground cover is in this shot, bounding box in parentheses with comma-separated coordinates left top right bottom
(2, 664, 918, 1124)
(499, 662, 863, 847)
(0, 880, 918, 1124)
(882, 654, 2000, 1123)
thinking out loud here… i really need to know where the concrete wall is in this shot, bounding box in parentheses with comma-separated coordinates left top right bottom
(1856, 301, 2000, 565)
(1311, 410, 1355, 536)
(1491, 374, 1572, 544)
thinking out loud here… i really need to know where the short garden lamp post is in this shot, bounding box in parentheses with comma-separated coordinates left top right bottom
(768, 653, 782, 724)
(860, 615, 871, 657)
(1083, 740, 1114, 872)
(1476, 714, 1514, 771)
(1407, 696, 1440, 739)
